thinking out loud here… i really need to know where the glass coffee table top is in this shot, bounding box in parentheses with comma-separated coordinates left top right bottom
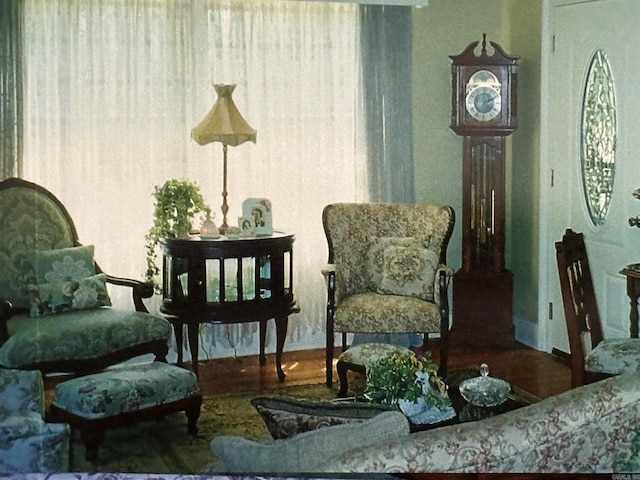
(409, 365, 535, 432)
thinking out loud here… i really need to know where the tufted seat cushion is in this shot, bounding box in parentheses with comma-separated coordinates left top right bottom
(334, 292, 441, 333)
(0, 309, 172, 370)
(585, 338, 640, 375)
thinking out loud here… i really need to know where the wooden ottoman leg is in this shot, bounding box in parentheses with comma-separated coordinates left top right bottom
(80, 426, 105, 463)
(336, 360, 350, 397)
(185, 394, 203, 435)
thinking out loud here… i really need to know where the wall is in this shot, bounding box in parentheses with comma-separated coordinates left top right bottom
(412, 0, 543, 347)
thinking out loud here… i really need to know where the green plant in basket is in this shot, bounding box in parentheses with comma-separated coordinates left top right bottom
(364, 350, 450, 410)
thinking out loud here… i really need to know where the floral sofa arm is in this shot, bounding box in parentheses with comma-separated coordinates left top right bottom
(0, 369, 70, 473)
(321, 372, 640, 473)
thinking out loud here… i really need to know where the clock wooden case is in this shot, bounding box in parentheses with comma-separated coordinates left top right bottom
(450, 34, 518, 136)
(449, 35, 519, 347)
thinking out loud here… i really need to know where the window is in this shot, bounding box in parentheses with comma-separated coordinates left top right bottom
(21, 0, 367, 357)
(581, 49, 617, 227)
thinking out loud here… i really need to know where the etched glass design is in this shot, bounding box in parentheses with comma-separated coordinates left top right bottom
(581, 50, 617, 226)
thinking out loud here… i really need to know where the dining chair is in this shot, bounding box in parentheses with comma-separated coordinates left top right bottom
(555, 228, 640, 387)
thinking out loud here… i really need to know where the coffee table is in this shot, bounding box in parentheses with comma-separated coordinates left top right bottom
(334, 366, 538, 432)
(408, 372, 537, 432)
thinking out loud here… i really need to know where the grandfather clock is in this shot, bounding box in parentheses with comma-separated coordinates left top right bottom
(449, 35, 519, 347)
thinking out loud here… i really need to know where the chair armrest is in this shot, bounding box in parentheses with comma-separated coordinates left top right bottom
(321, 264, 336, 278)
(104, 275, 154, 313)
(433, 264, 453, 306)
(0, 368, 45, 415)
(324, 267, 336, 307)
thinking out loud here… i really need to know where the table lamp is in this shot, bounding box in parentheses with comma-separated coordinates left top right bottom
(191, 84, 257, 231)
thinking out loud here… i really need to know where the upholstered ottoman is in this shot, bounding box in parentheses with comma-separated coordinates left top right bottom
(336, 343, 412, 397)
(48, 361, 202, 462)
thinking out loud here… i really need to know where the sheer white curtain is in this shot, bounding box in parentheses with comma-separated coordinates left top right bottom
(22, 0, 367, 360)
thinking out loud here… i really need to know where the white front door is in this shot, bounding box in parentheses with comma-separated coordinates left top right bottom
(544, 0, 640, 353)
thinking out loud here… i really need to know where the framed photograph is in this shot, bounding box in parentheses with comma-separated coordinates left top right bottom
(242, 198, 273, 236)
(238, 216, 255, 237)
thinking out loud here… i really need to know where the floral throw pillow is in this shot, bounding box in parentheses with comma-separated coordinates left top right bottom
(28, 273, 112, 317)
(27, 245, 96, 284)
(367, 236, 439, 302)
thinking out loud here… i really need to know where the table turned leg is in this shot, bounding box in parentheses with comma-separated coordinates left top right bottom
(627, 276, 640, 338)
(187, 322, 199, 377)
(275, 315, 289, 382)
(172, 321, 185, 367)
(259, 319, 267, 366)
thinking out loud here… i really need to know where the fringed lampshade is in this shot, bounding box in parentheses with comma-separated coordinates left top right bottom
(191, 84, 257, 230)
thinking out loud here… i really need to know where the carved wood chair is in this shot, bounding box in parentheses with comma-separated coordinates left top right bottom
(0, 177, 172, 377)
(322, 202, 455, 386)
(555, 228, 640, 387)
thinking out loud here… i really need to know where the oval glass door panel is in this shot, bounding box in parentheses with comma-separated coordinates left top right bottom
(581, 49, 617, 226)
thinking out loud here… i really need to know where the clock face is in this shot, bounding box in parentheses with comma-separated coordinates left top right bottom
(466, 86, 501, 121)
(465, 69, 502, 122)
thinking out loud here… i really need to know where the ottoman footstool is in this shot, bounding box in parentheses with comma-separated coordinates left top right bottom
(48, 361, 202, 462)
(336, 343, 413, 397)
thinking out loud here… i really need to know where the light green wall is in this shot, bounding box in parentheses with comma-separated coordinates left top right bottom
(412, 0, 543, 334)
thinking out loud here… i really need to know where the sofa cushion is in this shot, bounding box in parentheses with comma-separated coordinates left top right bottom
(210, 410, 409, 473)
(251, 396, 396, 439)
(28, 273, 112, 317)
(0, 309, 171, 369)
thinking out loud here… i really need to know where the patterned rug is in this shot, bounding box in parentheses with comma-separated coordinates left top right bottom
(67, 368, 538, 474)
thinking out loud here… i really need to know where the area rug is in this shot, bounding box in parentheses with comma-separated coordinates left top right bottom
(67, 368, 538, 474)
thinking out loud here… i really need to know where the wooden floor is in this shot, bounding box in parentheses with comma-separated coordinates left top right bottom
(194, 342, 572, 400)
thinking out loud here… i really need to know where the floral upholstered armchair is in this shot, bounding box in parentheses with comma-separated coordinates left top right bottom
(0, 178, 172, 377)
(322, 203, 455, 386)
(0, 368, 70, 473)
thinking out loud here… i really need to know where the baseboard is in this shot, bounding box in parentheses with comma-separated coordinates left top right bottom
(551, 347, 571, 365)
(513, 315, 539, 349)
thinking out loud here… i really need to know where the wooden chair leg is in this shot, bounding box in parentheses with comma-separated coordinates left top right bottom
(326, 331, 334, 387)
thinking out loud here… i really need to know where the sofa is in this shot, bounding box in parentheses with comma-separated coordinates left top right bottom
(0, 368, 70, 473)
(211, 371, 640, 474)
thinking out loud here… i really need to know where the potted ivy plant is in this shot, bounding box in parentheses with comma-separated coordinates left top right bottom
(144, 178, 209, 288)
(364, 349, 455, 425)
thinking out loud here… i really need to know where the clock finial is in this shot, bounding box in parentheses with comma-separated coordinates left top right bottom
(481, 33, 487, 55)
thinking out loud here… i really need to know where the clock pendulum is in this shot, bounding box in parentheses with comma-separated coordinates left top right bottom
(449, 34, 519, 347)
